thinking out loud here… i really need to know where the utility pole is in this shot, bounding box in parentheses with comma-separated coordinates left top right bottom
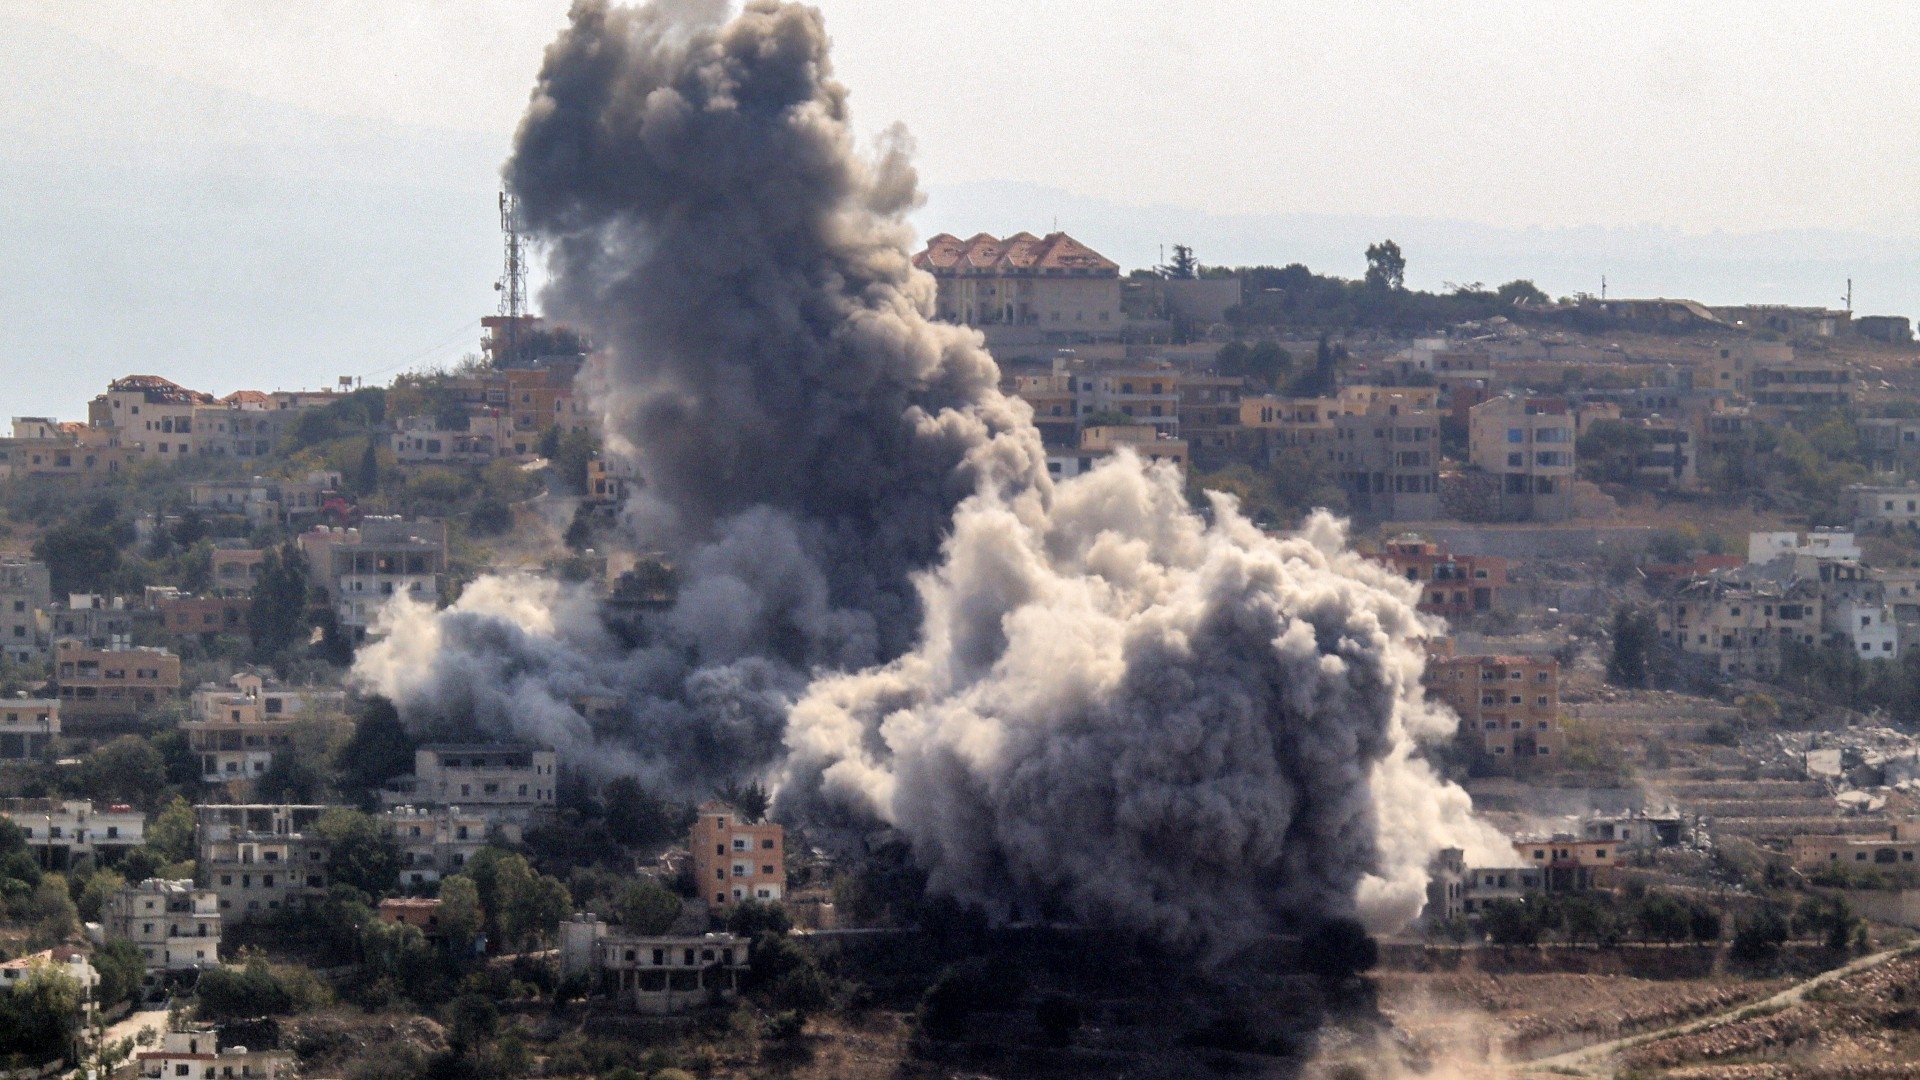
(1601, 275, 1607, 301)
(1845, 278, 1853, 315)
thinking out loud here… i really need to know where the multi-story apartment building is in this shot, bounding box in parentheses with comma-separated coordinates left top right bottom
(1425, 848, 1546, 921)
(1237, 392, 1360, 463)
(52, 639, 182, 720)
(1008, 369, 1082, 448)
(0, 421, 137, 484)
(188, 473, 340, 527)
(42, 595, 135, 649)
(1853, 484, 1920, 533)
(1705, 341, 1853, 408)
(0, 558, 51, 663)
(1330, 393, 1442, 521)
(506, 367, 578, 454)
(211, 549, 269, 594)
(0, 696, 58, 762)
(1468, 396, 1577, 522)
(1045, 425, 1188, 479)
(1658, 566, 1822, 677)
(184, 673, 347, 786)
(195, 805, 331, 918)
(914, 232, 1123, 339)
(1858, 421, 1920, 474)
(378, 745, 558, 836)
(1425, 650, 1564, 767)
(1, 798, 143, 868)
(560, 915, 749, 1015)
(297, 518, 448, 640)
(135, 1029, 294, 1080)
(88, 375, 216, 459)
(381, 805, 489, 887)
(1513, 836, 1617, 892)
(390, 413, 512, 464)
(151, 595, 253, 644)
(1370, 535, 1507, 617)
(1175, 373, 1245, 457)
(690, 800, 785, 908)
(190, 393, 284, 459)
(104, 878, 222, 972)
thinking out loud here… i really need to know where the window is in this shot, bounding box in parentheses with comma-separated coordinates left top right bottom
(761, 838, 775, 849)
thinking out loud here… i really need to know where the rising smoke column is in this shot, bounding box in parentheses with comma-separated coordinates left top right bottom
(354, 0, 1503, 952)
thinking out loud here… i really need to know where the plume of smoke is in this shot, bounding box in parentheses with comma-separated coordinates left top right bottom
(353, 0, 1503, 953)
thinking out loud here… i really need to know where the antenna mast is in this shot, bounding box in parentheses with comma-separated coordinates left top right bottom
(497, 190, 528, 364)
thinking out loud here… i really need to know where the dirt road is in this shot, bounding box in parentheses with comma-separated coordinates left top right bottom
(1521, 941, 1920, 1076)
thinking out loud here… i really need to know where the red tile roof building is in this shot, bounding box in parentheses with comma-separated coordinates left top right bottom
(913, 232, 1122, 332)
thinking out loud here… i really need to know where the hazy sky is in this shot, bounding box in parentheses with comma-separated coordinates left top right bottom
(4, 1, 1919, 418)
(15, 0, 1920, 234)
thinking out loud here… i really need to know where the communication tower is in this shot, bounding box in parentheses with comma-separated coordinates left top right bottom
(495, 190, 528, 363)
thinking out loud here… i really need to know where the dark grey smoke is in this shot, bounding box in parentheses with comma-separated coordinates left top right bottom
(506, 0, 1041, 661)
(356, 0, 1502, 955)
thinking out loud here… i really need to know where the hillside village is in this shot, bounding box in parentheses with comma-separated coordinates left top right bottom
(5, 228, 1920, 1078)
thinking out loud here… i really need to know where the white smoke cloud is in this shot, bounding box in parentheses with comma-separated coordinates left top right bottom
(351, 0, 1504, 953)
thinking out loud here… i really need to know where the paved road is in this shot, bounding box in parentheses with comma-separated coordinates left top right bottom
(1523, 941, 1920, 1076)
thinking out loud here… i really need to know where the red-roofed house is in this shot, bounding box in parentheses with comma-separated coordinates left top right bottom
(913, 231, 1121, 336)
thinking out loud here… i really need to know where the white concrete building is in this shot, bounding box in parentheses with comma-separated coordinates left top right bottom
(0, 947, 98, 999)
(195, 805, 332, 919)
(1, 798, 144, 868)
(1832, 599, 1900, 659)
(379, 745, 557, 837)
(380, 805, 489, 887)
(104, 879, 222, 973)
(0, 696, 58, 762)
(136, 1029, 294, 1080)
(1749, 528, 1862, 564)
(559, 915, 748, 1015)
(184, 672, 347, 786)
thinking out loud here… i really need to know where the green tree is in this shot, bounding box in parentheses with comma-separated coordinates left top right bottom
(437, 875, 483, 953)
(94, 938, 146, 1008)
(1364, 239, 1406, 291)
(718, 781, 770, 823)
(466, 848, 570, 952)
(145, 796, 198, 864)
(551, 429, 601, 496)
(726, 899, 792, 939)
(1608, 605, 1658, 688)
(0, 966, 81, 1059)
(316, 808, 400, 897)
(1162, 244, 1198, 280)
(81, 736, 166, 810)
(246, 541, 311, 662)
(197, 954, 295, 1021)
(1731, 906, 1789, 963)
(1495, 279, 1550, 307)
(613, 879, 683, 934)
(1635, 892, 1692, 943)
(445, 992, 497, 1051)
(33, 522, 124, 597)
(1578, 420, 1655, 485)
(335, 696, 417, 799)
(602, 777, 674, 848)
(1479, 898, 1542, 946)
(355, 437, 382, 497)
(76, 866, 125, 923)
